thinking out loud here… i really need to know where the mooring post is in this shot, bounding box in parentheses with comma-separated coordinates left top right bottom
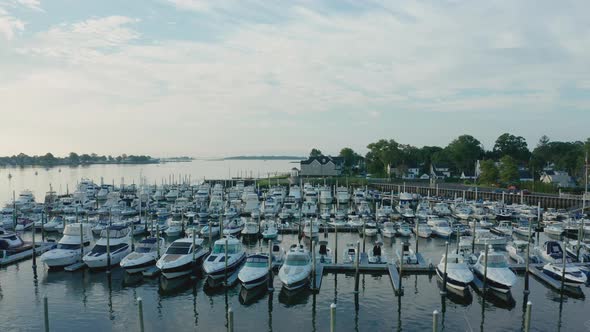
(560, 241, 567, 294)
(354, 240, 360, 293)
(32, 219, 37, 269)
(471, 219, 476, 253)
(41, 210, 45, 242)
(330, 303, 336, 332)
(44, 296, 49, 332)
(415, 222, 419, 254)
(524, 301, 532, 332)
(224, 236, 229, 286)
(441, 242, 449, 296)
(80, 222, 84, 262)
(156, 223, 161, 259)
(312, 239, 317, 290)
(399, 243, 404, 295)
(106, 225, 111, 274)
(334, 223, 338, 264)
(208, 220, 212, 250)
(432, 310, 439, 332)
(138, 297, 145, 332)
(268, 240, 274, 291)
(483, 245, 489, 293)
(524, 218, 532, 294)
(362, 220, 366, 253)
(228, 307, 234, 332)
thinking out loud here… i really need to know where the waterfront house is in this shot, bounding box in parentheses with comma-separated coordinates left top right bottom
(540, 170, 576, 188)
(518, 170, 533, 182)
(430, 164, 452, 179)
(300, 156, 343, 177)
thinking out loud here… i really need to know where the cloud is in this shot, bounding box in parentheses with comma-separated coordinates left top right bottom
(0, 7, 24, 40)
(16, 0, 42, 11)
(1, 1, 590, 155)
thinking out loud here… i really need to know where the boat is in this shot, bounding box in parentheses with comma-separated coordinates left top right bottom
(336, 187, 350, 205)
(396, 222, 412, 237)
(271, 242, 286, 265)
(316, 240, 333, 264)
(347, 215, 363, 229)
(262, 220, 278, 239)
(120, 237, 165, 274)
(15, 218, 34, 231)
(506, 240, 541, 264)
(415, 222, 433, 238)
(396, 246, 418, 264)
(319, 186, 333, 204)
(431, 219, 453, 238)
(436, 252, 474, 291)
(164, 220, 183, 237)
(242, 219, 260, 237)
(343, 243, 357, 264)
(156, 237, 208, 279)
(238, 253, 271, 289)
(368, 241, 387, 264)
(223, 218, 245, 236)
(303, 219, 319, 238)
(537, 241, 566, 263)
(542, 263, 587, 287)
(472, 247, 516, 293)
(382, 222, 397, 238)
(363, 219, 378, 237)
(492, 221, 513, 236)
(40, 223, 94, 268)
(0, 229, 55, 265)
(83, 225, 132, 269)
(544, 224, 564, 237)
(203, 236, 247, 286)
(43, 216, 64, 232)
(278, 244, 312, 291)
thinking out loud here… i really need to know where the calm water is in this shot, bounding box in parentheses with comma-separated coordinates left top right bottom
(1, 230, 589, 331)
(0, 160, 295, 204)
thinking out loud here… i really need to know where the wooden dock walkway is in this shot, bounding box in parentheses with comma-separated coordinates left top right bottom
(311, 264, 324, 291)
(64, 262, 86, 271)
(388, 263, 402, 295)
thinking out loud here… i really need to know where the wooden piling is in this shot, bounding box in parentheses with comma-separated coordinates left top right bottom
(432, 310, 439, 332)
(330, 303, 336, 332)
(228, 307, 234, 332)
(441, 242, 448, 296)
(524, 301, 532, 332)
(138, 297, 145, 332)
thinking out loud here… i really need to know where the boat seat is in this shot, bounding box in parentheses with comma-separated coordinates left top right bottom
(319, 245, 327, 255)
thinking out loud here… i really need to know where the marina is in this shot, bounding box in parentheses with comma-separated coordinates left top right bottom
(1, 164, 590, 331)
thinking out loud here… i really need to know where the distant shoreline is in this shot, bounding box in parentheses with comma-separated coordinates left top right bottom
(220, 156, 305, 161)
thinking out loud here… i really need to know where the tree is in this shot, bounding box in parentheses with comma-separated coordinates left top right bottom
(492, 133, 530, 162)
(68, 152, 79, 164)
(40, 153, 56, 165)
(499, 156, 519, 184)
(445, 135, 484, 173)
(309, 148, 323, 158)
(479, 160, 499, 184)
(366, 139, 403, 175)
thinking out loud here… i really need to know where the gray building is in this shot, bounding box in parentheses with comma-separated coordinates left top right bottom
(300, 156, 343, 176)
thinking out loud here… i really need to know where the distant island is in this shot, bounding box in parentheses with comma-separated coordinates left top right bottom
(159, 156, 194, 163)
(0, 152, 159, 167)
(222, 156, 305, 161)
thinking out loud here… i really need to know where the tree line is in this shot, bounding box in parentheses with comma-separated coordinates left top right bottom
(310, 133, 590, 186)
(0, 152, 157, 166)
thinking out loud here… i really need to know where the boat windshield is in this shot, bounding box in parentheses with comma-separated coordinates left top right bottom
(57, 243, 80, 250)
(166, 242, 192, 255)
(286, 254, 309, 266)
(486, 255, 508, 268)
(212, 243, 241, 254)
(246, 257, 268, 267)
(136, 246, 154, 253)
(90, 244, 128, 254)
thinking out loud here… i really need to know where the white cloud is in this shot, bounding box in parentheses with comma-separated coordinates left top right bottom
(16, 0, 42, 11)
(0, 7, 24, 40)
(1, 2, 590, 155)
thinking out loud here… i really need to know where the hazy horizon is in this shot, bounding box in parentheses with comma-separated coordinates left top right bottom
(1, 1, 588, 157)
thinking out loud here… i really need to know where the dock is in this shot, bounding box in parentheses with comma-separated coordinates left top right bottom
(64, 262, 86, 271)
(388, 263, 402, 295)
(142, 266, 160, 277)
(311, 264, 324, 291)
(528, 266, 586, 297)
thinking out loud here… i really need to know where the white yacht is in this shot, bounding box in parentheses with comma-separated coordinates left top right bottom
(316, 240, 333, 264)
(83, 225, 132, 269)
(436, 252, 474, 291)
(262, 197, 280, 218)
(164, 220, 183, 237)
(278, 244, 312, 291)
(319, 186, 333, 204)
(542, 262, 587, 287)
(431, 219, 452, 238)
(303, 219, 319, 238)
(382, 222, 397, 238)
(238, 253, 271, 289)
(396, 222, 412, 237)
(262, 220, 278, 239)
(492, 221, 513, 236)
(41, 223, 93, 268)
(472, 248, 516, 293)
(120, 237, 165, 274)
(336, 187, 350, 205)
(368, 241, 387, 264)
(415, 222, 433, 238)
(203, 236, 247, 286)
(301, 201, 317, 217)
(223, 218, 245, 236)
(433, 202, 452, 216)
(343, 243, 357, 264)
(157, 237, 208, 279)
(43, 216, 64, 232)
(242, 219, 260, 237)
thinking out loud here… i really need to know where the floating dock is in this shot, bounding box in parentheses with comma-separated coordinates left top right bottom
(142, 266, 160, 277)
(64, 262, 86, 271)
(388, 263, 402, 295)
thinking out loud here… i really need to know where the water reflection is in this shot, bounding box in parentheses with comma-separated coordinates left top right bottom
(278, 287, 310, 306)
(436, 280, 473, 306)
(239, 284, 267, 305)
(159, 276, 193, 295)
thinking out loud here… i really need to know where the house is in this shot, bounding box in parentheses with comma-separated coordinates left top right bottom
(300, 156, 343, 177)
(460, 171, 476, 180)
(430, 164, 451, 179)
(540, 170, 576, 188)
(518, 170, 533, 182)
(389, 164, 421, 179)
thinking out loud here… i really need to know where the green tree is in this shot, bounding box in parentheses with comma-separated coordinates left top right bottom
(479, 160, 499, 184)
(445, 135, 484, 173)
(68, 152, 79, 164)
(309, 148, 323, 158)
(493, 133, 530, 162)
(499, 156, 519, 184)
(365, 139, 403, 175)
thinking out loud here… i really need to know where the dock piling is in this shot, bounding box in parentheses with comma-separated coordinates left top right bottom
(432, 310, 439, 332)
(106, 225, 111, 274)
(560, 241, 567, 293)
(330, 303, 336, 332)
(138, 297, 145, 332)
(334, 224, 338, 264)
(441, 242, 448, 296)
(524, 301, 532, 332)
(268, 240, 274, 291)
(80, 223, 84, 262)
(32, 219, 37, 269)
(228, 307, 234, 332)
(44, 296, 49, 332)
(354, 241, 360, 293)
(483, 245, 489, 293)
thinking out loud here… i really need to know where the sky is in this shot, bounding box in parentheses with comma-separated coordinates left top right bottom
(0, 0, 589, 158)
